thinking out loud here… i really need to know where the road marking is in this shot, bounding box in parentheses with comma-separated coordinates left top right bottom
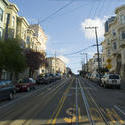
(51, 83, 72, 124)
(75, 78, 79, 125)
(1, 79, 70, 125)
(111, 108, 125, 124)
(114, 105, 125, 116)
(64, 107, 76, 123)
(78, 107, 82, 121)
(47, 78, 73, 125)
(106, 109, 116, 124)
(78, 78, 95, 125)
(81, 77, 110, 125)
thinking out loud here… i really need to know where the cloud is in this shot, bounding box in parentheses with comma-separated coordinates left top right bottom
(81, 17, 106, 39)
(58, 56, 69, 64)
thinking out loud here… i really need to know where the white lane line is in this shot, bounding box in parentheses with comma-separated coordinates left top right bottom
(78, 78, 95, 125)
(75, 78, 79, 125)
(0, 78, 68, 110)
(114, 105, 125, 116)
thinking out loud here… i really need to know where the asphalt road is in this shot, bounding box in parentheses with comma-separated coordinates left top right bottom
(0, 76, 125, 125)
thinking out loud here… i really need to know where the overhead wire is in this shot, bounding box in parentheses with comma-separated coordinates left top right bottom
(38, 1, 73, 24)
(62, 44, 97, 56)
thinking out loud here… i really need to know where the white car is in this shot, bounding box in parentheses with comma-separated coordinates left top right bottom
(101, 74, 121, 89)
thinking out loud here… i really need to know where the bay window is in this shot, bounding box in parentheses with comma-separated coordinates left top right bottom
(0, 8, 3, 21)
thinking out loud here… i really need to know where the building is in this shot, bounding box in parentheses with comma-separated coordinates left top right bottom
(87, 58, 93, 74)
(0, 1, 48, 80)
(29, 24, 47, 53)
(82, 53, 102, 75)
(4, 2, 19, 39)
(115, 5, 125, 78)
(0, 0, 9, 39)
(47, 57, 66, 75)
(16, 16, 29, 48)
(29, 24, 47, 76)
(91, 53, 102, 72)
(102, 5, 125, 79)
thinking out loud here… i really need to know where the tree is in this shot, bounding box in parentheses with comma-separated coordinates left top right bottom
(24, 49, 47, 77)
(0, 41, 5, 79)
(0, 39, 26, 80)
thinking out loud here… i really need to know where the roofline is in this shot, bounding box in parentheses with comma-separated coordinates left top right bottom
(115, 5, 125, 14)
(18, 16, 29, 26)
(47, 57, 65, 64)
(3, 0, 9, 5)
(9, 3, 19, 12)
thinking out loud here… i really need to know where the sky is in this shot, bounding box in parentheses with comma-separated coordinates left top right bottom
(10, 0, 125, 73)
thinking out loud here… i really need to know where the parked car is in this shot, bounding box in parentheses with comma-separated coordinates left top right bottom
(49, 74, 56, 82)
(90, 73, 99, 82)
(15, 78, 36, 92)
(101, 74, 121, 89)
(0, 80, 15, 100)
(55, 73, 61, 80)
(36, 76, 45, 85)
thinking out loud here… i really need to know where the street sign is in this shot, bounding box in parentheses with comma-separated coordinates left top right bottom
(107, 59, 111, 63)
(106, 64, 112, 69)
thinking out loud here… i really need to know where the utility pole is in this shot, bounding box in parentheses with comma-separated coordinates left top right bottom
(85, 27, 101, 82)
(85, 53, 88, 73)
(82, 53, 88, 73)
(54, 51, 56, 75)
(81, 53, 88, 78)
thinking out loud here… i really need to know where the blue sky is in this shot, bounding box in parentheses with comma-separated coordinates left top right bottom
(10, 0, 125, 73)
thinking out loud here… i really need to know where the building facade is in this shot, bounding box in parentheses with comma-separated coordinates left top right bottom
(0, 1, 48, 80)
(47, 57, 66, 75)
(102, 5, 125, 79)
(82, 53, 102, 75)
(0, 0, 9, 39)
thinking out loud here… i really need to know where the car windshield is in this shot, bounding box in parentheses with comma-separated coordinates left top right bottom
(0, 81, 5, 85)
(109, 75, 119, 79)
(21, 79, 30, 83)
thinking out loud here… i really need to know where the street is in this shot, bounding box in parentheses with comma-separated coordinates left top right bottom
(0, 77, 125, 125)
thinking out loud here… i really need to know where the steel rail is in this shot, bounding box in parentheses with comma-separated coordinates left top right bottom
(78, 78, 95, 125)
(79, 77, 110, 125)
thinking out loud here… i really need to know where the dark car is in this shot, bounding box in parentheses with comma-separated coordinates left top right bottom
(15, 78, 36, 92)
(55, 73, 61, 80)
(44, 74, 52, 84)
(49, 74, 56, 82)
(36, 76, 46, 85)
(0, 80, 15, 100)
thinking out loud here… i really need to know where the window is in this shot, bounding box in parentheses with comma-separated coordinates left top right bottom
(113, 42, 117, 50)
(107, 39, 110, 45)
(112, 29, 116, 36)
(120, 15, 125, 24)
(0, 28, 3, 39)
(27, 36, 30, 42)
(108, 49, 111, 56)
(0, 8, 3, 21)
(109, 75, 119, 79)
(5, 13, 9, 24)
(26, 36, 30, 48)
(12, 16, 15, 27)
(121, 31, 125, 40)
(103, 57, 104, 62)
